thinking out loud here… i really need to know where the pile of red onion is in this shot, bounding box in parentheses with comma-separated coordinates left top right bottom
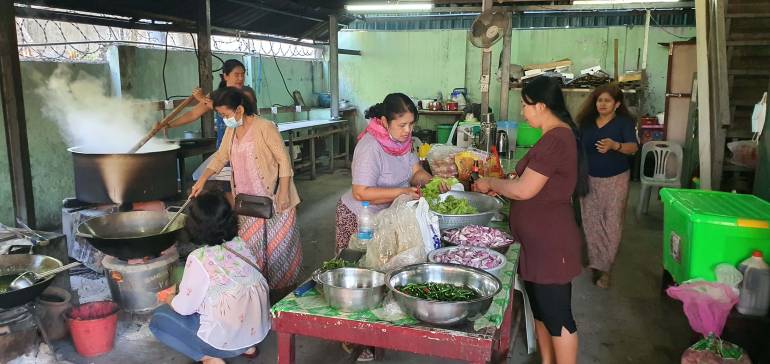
(442, 225, 513, 248)
(430, 246, 504, 270)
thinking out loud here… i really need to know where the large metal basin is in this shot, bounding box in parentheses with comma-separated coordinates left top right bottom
(314, 268, 386, 312)
(433, 191, 503, 230)
(69, 144, 179, 204)
(76, 211, 185, 260)
(387, 263, 501, 326)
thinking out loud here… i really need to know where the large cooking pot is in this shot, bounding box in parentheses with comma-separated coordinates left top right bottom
(69, 144, 180, 204)
(0, 254, 63, 309)
(76, 211, 186, 260)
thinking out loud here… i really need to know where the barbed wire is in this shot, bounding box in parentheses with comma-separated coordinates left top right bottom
(16, 17, 320, 62)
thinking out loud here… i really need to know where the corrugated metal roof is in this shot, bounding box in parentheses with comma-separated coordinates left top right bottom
(15, 0, 355, 42)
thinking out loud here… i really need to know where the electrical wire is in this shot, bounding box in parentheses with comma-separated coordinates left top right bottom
(272, 54, 296, 105)
(648, 12, 692, 40)
(162, 31, 169, 100)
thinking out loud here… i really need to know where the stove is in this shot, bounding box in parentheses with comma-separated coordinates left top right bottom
(102, 247, 179, 314)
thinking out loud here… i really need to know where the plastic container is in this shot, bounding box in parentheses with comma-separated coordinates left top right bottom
(66, 301, 119, 357)
(357, 201, 374, 242)
(436, 124, 454, 144)
(660, 188, 770, 283)
(736, 251, 770, 316)
(516, 123, 542, 147)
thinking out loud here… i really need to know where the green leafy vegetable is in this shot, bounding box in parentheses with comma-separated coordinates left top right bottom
(396, 282, 481, 301)
(421, 177, 477, 215)
(421, 177, 459, 206)
(320, 258, 356, 271)
(432, 196, 478, 215)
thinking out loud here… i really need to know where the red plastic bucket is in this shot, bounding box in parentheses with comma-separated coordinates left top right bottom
(66, 301, 119, 357)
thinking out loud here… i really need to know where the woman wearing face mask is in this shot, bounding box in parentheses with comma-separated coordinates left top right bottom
(166, 59, 251, 148)
(335, 93, 442, 255)
(191, 87, 301, 299)
(473, 76, 588, 364)
(575, 83, 638, 289)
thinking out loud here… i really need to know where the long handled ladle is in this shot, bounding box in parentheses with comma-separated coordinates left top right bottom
(10, 262, 82, 291)
(160, 196, 193, 234)
(127, 95, 196, 154)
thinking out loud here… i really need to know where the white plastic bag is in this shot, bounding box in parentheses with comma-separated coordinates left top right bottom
(751, 92, 767, 142)
(406, 197, 441, 254)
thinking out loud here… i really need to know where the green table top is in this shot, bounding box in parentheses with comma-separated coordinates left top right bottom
(271, 243, 520, 335)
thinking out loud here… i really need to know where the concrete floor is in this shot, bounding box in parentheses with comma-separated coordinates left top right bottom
(46, 170, 693, 364)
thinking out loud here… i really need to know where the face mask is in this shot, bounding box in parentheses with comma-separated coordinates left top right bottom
(223, 115, 243, 128)
(751, 92, 767, 142)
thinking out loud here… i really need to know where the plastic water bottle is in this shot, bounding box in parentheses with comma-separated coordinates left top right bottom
(357, 201, 374, 242)
(736, 251, 770, 316)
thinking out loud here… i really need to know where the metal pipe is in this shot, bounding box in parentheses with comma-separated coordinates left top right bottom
(642, 10, 651, 70)
(329, 15, 340, 120)
(499, 11, 512, 120)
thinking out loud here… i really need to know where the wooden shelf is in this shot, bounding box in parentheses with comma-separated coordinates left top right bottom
(418, 110, 464, 116)
(509, 86, 637, 94)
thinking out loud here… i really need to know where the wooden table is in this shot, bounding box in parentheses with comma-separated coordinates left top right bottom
(271, 245, 520, 364)
(280, 119, 351, 179)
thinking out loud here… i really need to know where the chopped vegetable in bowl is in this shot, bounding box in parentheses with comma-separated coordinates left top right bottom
(429, 246, 504, 270)
(396, 282, 481, 301)
(442, 225, 513, 248)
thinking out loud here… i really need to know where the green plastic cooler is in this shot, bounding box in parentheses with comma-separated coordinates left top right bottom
(660, 188, 770, 283)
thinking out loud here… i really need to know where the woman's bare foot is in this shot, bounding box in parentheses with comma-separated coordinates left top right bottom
(200, 356, 225, 364)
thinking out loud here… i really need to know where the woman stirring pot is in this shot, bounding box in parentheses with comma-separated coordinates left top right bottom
(473, 76, 588, 364)
(191, 87, 302, 299)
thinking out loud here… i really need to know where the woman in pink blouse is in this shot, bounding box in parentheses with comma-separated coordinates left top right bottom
(150, 190, 270, 364)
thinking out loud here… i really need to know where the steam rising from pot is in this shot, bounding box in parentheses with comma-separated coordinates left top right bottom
(38, 65, 175, 154)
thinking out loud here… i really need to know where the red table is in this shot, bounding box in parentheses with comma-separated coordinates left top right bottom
(271, 244, 521, 364)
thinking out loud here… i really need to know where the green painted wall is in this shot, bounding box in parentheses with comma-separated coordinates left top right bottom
(0, 61, 112, 228)
(338, 30, 468, 132)
(340, 26, 695, 132)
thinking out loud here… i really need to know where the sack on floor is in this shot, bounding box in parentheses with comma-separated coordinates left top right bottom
(667, 282, 752, 364)
(358, 195, 426, 271)
(681, 335, 751, 364)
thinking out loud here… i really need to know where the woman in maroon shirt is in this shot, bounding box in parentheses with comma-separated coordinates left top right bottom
(475, 76, 588, 364)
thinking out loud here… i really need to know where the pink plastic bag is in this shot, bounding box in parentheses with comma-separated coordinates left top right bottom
(666, 282, 738, 337)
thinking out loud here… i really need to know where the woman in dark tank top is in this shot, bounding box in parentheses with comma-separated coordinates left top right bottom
(474, 76, 588, 364)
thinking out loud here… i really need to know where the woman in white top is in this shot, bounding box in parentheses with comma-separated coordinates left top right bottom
(150, 190, 270, 364)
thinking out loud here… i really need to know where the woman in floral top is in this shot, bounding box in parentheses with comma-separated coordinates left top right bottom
(150, 190, 270, 364)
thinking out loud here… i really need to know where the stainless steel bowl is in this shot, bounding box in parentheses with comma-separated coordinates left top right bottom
(314, 268, 386, 312)
(433, 191, 503, 230)
(386, 263, 502, 326)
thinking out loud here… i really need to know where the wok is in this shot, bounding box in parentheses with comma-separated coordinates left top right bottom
(76, 211, 186, 260)
(0, 254, 63, 309)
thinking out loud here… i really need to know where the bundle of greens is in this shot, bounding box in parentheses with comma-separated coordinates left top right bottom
(396, 282, 481, 301)
(421, 177, 459, 205)
(421, 177, 477, 215)
(320, 258, 356, 271)
(432, 196, 478, 215)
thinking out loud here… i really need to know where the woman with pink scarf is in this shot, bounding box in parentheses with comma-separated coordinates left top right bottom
(334, 92, 439, 361)
(335, 93, 437, 256)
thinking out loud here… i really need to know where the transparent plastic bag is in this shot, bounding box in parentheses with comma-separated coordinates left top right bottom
(427, 145, 465, 178)
(359, 195, 427, 271)
(727, 141, 758, 169)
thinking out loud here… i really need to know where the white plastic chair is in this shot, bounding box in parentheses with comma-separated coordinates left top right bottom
(637, 141, 683, 217)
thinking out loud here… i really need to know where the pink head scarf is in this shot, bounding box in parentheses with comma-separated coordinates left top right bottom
(357, 117, 412, 156)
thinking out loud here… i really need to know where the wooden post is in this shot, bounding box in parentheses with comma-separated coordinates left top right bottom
(613, 38, 619, 80)
(197, 0, 214, 138)
(709, 0, 729, 190)
(0, 0, 36, 227)
(480, 0, 493, 117)
(695, 0, 713, 189)
(329, 15, 340, 121)
(499, 12, 512, 120)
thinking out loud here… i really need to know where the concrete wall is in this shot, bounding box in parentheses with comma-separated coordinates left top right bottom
(339, 26, 696, 132)
(0, 61, 112, 228)
(0, 46, 322, 228)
